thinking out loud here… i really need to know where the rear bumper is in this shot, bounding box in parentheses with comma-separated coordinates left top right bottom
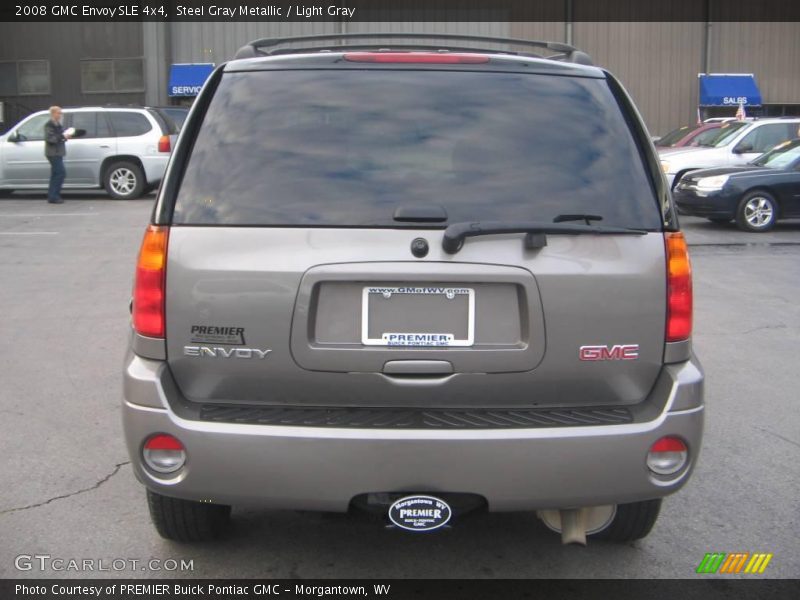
(140, 155, 169, 185)
(122, 353, 704, 512)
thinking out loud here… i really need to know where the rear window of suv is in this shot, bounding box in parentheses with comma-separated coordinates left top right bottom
(108, 111, 152, 137)
(172, 69, 661, 230)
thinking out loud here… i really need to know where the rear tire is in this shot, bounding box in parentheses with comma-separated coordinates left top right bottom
(590, 499, 662, 542)
(104, 161, 145, 200)
(146, 490, 231, 542)
(735, 191, 777, 232)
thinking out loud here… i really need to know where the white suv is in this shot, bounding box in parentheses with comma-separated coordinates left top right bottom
(0, 106, 178, 199)
(659, 118, 800, 188)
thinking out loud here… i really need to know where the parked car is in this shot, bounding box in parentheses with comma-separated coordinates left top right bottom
(124, 34, 703, 545)
(673, 138, 800, 231)
(0, 106, 178, 199)
(655, 122, 722, 148)
(659, 118, 800, 188)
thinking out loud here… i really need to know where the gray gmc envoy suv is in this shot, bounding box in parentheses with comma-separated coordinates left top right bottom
(123, 34, 704, 544)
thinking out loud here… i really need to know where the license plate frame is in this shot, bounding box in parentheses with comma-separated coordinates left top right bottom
(361, 285, 475, 347)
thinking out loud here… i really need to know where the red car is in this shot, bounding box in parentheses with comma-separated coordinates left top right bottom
(655, 122, 723, 148)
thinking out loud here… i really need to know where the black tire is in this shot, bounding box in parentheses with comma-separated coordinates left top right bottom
(147, 490, 231, 542)
(590, 499, 662, 542)
(735, 190, 778, 232)
(707, 217, 732, 225)
(0, 189, 13, 198)
(104, 161, 145, 200)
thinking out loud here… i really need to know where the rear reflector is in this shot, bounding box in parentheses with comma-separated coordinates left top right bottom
(143, 434, 185, 474)
(650, 437, 687, 453)
(157, 135, 171, 153)
(132, 225, 169, 338)
(144, 434, 184, 451)
(665, 232, 692, 342)
(344, 52, 489, 64)
(647, 436, 688, 476)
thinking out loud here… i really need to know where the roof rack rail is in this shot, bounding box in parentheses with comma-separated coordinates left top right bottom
(234, 33, 593, 65)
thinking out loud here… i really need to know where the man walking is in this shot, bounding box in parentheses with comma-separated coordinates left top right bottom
(44, 106, 72, 204)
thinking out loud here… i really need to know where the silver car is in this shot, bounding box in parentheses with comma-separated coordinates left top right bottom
(0, 106, 177, 199)
(123, 34, 704, 545)
(659, 118, 800, 188)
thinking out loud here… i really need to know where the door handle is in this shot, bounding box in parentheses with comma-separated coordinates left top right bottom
(99, 145, 111, 149)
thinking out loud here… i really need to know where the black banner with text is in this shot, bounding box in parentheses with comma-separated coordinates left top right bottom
(3, 579, 800, 600)
(3, 0, 800, 23)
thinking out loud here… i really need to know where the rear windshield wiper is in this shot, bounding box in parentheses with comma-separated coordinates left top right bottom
(442, 221, 648, 254)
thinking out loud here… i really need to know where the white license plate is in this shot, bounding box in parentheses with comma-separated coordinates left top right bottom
(361, 286, 475, 347)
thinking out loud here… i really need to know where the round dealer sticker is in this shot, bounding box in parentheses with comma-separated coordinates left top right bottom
(388, 495, 452, 532)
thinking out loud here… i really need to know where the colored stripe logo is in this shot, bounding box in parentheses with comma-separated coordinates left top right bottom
(696, 553, 773, 574)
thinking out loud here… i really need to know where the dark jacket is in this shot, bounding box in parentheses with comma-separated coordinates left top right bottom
(44, 119, 66, 157)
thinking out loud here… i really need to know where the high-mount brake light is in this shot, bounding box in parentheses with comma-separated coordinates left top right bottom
(665, 232, 693, 342)
(343, 52, 489, 64)
(132, 225, 169, 338)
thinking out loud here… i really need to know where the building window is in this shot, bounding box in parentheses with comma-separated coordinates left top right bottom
(0, 63, 18, 95)
(81, 58, 145, 93)
(18, 60, 50, 95)
(81, 60, 113, 93)
(0, 60, 50, 96)
(114, 59, 144, 92)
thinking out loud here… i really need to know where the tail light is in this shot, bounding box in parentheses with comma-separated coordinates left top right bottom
(133, 225, 169, 338)
(157, 135, 171, 153)
(344, 52, 489, 64)
(665, 232, 692, 342)
(647, 436, 688, 475)
(143, 434, 186, 474)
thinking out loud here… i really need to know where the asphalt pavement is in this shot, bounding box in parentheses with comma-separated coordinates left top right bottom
(0, 192, 798, 579)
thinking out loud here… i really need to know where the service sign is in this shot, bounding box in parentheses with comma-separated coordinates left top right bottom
(389, 495, 452, 532)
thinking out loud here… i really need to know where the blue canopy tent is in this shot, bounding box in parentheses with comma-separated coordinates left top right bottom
(698, 74, 762, 107)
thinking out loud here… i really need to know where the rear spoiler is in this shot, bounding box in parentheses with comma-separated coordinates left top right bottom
(234, 33, 593, 65)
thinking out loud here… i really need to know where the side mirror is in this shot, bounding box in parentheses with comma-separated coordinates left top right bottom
(7, 131, 20, 143)
(733, 142, 754, 154)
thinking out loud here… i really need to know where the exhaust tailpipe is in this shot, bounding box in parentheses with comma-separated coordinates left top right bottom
(558, 508, 589, 546)
(538, 505, 616, 546)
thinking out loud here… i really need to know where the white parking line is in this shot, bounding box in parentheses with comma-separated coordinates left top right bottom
(0, 232, 59, 235)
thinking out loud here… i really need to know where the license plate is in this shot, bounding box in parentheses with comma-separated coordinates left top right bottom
(361, 286, 475, 347)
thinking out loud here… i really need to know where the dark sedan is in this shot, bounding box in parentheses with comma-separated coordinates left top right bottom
(673, 139, 800, 232)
